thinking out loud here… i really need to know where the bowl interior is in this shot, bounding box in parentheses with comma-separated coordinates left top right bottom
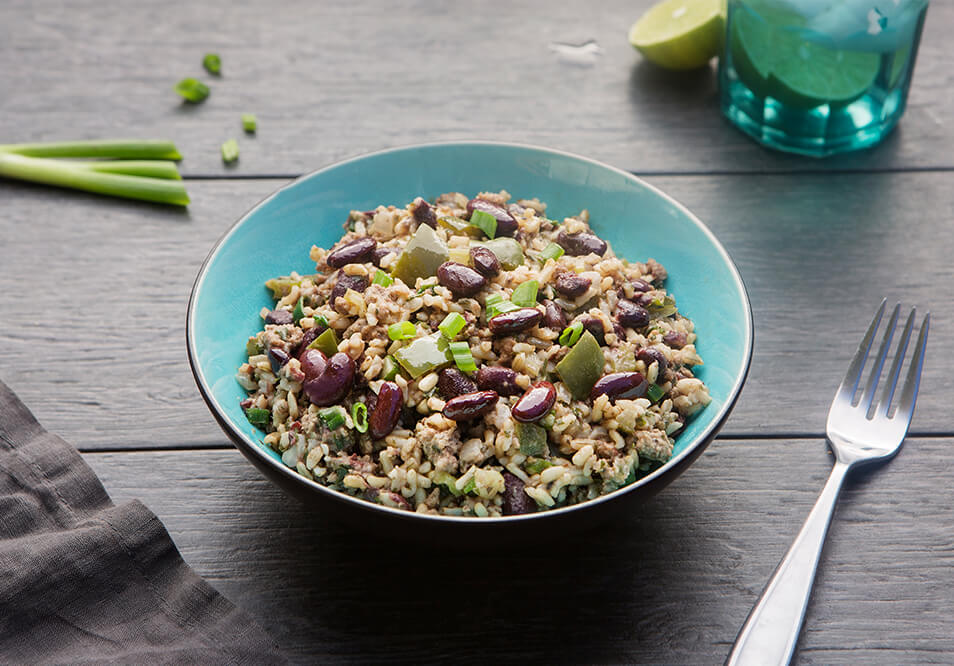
(189, 142, 752, 513)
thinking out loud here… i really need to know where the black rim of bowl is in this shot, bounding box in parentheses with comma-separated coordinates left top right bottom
(186, 140, 755, 525)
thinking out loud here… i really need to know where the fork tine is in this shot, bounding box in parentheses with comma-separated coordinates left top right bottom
(860, 303, 900, 414)
(836, 298, 886, 401)
(875, 307, 916, 418)
(893, 312, 929, 426)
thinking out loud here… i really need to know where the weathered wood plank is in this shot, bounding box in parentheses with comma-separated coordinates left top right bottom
(83, 438, 954, 664)
(0, 0, 950, 176)
(0, 173, 950, 450)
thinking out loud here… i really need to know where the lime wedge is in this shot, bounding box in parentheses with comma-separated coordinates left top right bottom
(730, 2, 880, 109)
(628, 0, 726, 71)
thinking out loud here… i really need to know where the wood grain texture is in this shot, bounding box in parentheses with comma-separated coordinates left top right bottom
(83, 438, 954, 664)
(1, 173, 950, 450)
(0, 0, 951, 176)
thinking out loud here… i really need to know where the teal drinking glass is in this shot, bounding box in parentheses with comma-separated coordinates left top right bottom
(719, 0, 929, 157)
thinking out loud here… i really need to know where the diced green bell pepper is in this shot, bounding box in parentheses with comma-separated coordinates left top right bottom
(390, 223, 448, 286)
(308, 328, 339, 356)
(555, 330, 604, 399)
(473, 237, 524, 270)
(246, 337, 263, 356)
(431, 470, 463, 496)
(392, 333, 452, 379)
(516, 421, 548, 457)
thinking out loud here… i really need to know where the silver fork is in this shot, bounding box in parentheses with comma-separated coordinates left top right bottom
(726, 300, 930, 666)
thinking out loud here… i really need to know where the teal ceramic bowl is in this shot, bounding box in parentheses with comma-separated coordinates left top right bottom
(187, 142, 753, 536)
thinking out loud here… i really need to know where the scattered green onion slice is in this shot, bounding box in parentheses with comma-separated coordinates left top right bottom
(469, 210, 497, 239)
(372, 269, 394, 287)
(351, 403, 369, 433)
(242, 113, 257, 133)
(221, 138, 239, 164)
(203, 53, 221, 75)
(388, 321, 417, 341)
(540, 242, 565, 261)
(174, 78, 210, 103)
(485, 293, 519, 319)
(558, 321, 584, 346)
(292, 297, 305, 324)
(313, 313, 329, 328)
(646, 383, 665, 403)
(438, 312, 466, 339)
(320, 406, 347, 430)
(511, 280, 539, 307)
(448, 341, 477, 373)
(461, 477, 477, 495)
(245, 407, 270, 428)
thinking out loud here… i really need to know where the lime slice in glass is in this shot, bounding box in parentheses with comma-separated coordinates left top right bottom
(628, 0, 726, 70)
(730, 2, 880, 109)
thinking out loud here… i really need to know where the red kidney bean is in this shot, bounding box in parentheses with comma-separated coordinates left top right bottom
(582, 318, 606, 346)
(511, 381, 556, 423)
(543, 300, 566, 330)
(590, 372, 648, 401)
(265, 309, 294, 325)
(371, 246, 394, 267)
(475, 366, 521, 396)
(553, 271, 591, 298)
(470, 246, 501, 278)
(502, 472, 534, 516)
(556, 230, 607, 257)
(327, 237, 377, 268)
(466, 199, 518, 237)
(267, 347, 290, 373)
(303, 352, 355, 406)
(298, 348, 327, 379)
(412, 198, 437, 228)
(616, 299, 650, 329)
(631, 279, 653, 293)
(369, 381, 403, 439)
(437, 367, 477, 400)
(664, 331, 687, 349)
(330, 273, 369, 304)
(637, 348, 668, 375)
(442, 390, 499, 421)
(437, 262, 487, 297)
(488, 308, 542, 336)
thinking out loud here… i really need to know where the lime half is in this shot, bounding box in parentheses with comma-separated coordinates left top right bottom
(730, 3, 880, 109)
(628, 0, 726, 70)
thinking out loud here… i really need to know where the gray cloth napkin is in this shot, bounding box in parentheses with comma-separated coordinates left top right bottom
(0, 380, 286, 664)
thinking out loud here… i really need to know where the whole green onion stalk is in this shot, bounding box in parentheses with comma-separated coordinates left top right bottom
(0, 139, 189, 206)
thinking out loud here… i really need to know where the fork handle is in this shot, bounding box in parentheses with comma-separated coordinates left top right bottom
(726, 460, 851, 666)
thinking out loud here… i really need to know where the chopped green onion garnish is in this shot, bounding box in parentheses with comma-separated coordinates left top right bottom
(381, 355, 400, 381)
(388, 321, 417, 341)
(525, 458, 553, 475)
(461, 477, 477, 495)
(511, 280, 539, 307)
(242, 113, 257, 133)
(485, 294, 504, 306)
(485, 293, 519, 319)
(221, 138, 239, 164)
(372, 269, 394, 287)
(313, 313, 329, 328)
(351, 403, 369, 433)
(438, 312, 466, 339)
(320, 406, 347, 430)
(203, 53, 222, 75)
(174, 78, 210, 103)
(245, 407, 270, 428)
(469, 210, 497, 239)
(292, 297, 305, 324)
(647, 383, 665, 403)
(449, 341, 477, 373)
(540, 242, 565, 261)
(558, 321, 584, 346)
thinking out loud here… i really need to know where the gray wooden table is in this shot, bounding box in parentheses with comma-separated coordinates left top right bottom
(2, 1, 951, 663)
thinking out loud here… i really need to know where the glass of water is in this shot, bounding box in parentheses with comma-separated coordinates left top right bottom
(719, 0, 929, 157)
